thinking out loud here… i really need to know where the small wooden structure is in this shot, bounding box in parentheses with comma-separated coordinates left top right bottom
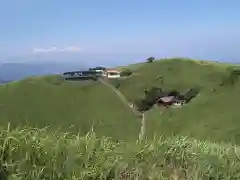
(157, 96, 186, 108)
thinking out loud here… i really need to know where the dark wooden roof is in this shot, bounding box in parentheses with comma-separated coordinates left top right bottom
(63, 71, 84, 75)
(158, 96, 176, 103)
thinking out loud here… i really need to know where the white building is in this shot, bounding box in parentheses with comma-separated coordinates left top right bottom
(104, 69, 121, 78)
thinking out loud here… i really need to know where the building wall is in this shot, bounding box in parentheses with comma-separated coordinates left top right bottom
(104, 70, 121, 78)
(106, 71, 120, 78)
(107, 74, 120, 78)
(94, 69, 104, 72)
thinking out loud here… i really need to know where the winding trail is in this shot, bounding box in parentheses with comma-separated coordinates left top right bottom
(98, 78, 145, 140)
(138, 113, 145, 141)
(98, 78, 140, 116)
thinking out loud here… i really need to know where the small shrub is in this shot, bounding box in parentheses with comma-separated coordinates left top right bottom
(134, 98, 153, 112)
(146, 57, 155, 63)
(134, 86, 165, 112)
(220, 67, 240, 86)
(184, 87, 200, 103)
(120, 69, 133, 77)
(145, 86, 164, 103)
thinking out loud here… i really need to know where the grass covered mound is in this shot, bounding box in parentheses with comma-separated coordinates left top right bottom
(1, 58, 240, 144)
(0, 76, 139, 141)
(111, 58, 230, 102)
(109, 59, 240, 144)
(0, 126, 240, 180)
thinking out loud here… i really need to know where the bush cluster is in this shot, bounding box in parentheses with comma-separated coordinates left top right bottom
(120, 69, 133, 77)
(134, 86, 200, 112)
(221, 68, 240, 86)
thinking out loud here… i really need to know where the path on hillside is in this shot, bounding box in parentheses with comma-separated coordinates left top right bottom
(98, 78, 140, 115)
(98, 78, 145, 140)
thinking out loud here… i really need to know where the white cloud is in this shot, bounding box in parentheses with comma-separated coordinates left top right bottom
(33, 46, 82, 54)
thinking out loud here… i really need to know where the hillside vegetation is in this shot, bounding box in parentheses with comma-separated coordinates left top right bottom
(0, 76, 139, 141)
(109, 58, 240, 144)
(0, 58, 240, 144)
(1, 126, 240, 180)
(1, 58, 240, 179)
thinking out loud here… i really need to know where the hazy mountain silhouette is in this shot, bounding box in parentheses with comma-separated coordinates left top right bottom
(0, 62, 87, 81)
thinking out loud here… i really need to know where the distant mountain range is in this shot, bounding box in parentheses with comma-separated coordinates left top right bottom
(0, 78, 12, 84)
(0, 52, 140, 82)
(0, 56, 239, 83)
(0, 62, 87, 82)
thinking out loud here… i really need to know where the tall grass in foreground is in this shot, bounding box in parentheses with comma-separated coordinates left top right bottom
(0, 126, 240, 179)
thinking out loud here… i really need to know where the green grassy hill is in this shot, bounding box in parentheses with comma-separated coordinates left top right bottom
(0, 76, 139, 141)
(1, 58, 240, 179)
(0, 58, 240, 144)
(109, 58, 240, 144)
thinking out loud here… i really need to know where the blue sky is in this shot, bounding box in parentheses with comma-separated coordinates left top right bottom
(1, 0, 240, 65)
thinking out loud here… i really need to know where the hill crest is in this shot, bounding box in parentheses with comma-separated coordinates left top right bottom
(1, 58, 240, 144)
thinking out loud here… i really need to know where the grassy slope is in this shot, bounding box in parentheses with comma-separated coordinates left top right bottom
(1, 58, 240, 144)
(1, 127, 240, 179)
(1, 59, 240, 178)
(0, 76, 139, 141)
(109, 58, 240, 144)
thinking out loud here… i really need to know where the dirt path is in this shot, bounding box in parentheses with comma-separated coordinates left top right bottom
(138, 113, 145, 141)
(98, 78, 145, 140)
(99, 78, 141, 116)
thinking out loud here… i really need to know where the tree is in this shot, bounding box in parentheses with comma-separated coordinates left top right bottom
(145, 86, 164, 103)
(184, 87, 200, 103)
(134, 86, 165, 113)
(134, 99, 153, 113)
(146, 56, 155, 63)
